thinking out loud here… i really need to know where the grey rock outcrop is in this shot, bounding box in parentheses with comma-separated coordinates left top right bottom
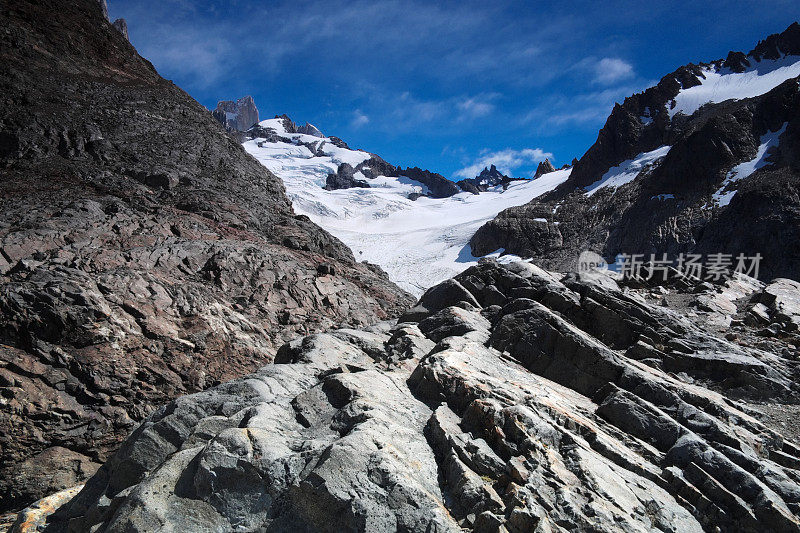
(297, 122, 324, 137)
(396, 166, 461, 198)
(320, 154, 462, 199)
(48, 261, 800, 532)
(324, 163, 370, 190)
(213, 96, 260, 132)
(0, 0, 412, 513)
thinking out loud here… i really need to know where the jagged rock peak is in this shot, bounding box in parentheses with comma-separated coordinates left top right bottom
(477, 164, 508, 183)
(212, 95, 259, 132)
(533, 158, 556, 178)
(275, 113, 297, 133)
(297, 122, 324, 137)
(749, 21, 800, 61)
(111, 18, 128, 41)
(457, 164, 520, 194)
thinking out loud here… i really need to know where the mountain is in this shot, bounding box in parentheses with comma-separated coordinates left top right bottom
(0, 0, 411, 513)
(213, 96, 260, 132)
(46, 261, 800, 532)
(533, 158, 556, 178)
(5, 7, 800, 531)
(457, 164, 525, 193)
(472, 22, 800, 281)
(240, 116, 571, 294)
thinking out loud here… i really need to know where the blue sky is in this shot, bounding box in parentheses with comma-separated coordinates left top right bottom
(109, 0, 798, 180)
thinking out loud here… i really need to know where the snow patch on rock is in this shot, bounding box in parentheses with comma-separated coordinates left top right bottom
(713, 122, 787, 206)
(670, 56, 800, 118)
(584, 146, 671, 196)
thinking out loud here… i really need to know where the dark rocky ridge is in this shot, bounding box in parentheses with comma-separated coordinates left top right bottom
(395, 166, 462, 198)
(566, 22, 800, 191)
(322, 153, 463, 198)
(472, 23, 800, 281)
(0, 0, 412, 512)
(43, 261, 800, 532)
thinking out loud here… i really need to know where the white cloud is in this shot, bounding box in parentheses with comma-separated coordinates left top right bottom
(393, 92, 446, 123)
(454, 147, 553, 179)
(351, 109, 370, 128)
(594, 57, 634, 85)
(457, 95, 496, 120)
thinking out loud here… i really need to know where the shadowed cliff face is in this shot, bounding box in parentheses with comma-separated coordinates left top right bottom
(471, 24, 800, 281)
(0, 0, 412, 512)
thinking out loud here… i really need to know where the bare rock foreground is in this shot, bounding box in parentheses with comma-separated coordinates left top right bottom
(45, 261, 800, 532)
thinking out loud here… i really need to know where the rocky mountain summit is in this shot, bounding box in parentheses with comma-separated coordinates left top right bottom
(457, 165, 525, 194)
(41, 260, 800, 532)
(472, 23, 800, 281)
(0, 0, 411, 513)
(533, 158, 556, 179)
(213, 96, 260, 132)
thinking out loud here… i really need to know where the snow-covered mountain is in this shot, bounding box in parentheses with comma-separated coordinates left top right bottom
(243, 117, 569, 294)
(472, 22, 800, 281)
(668, 50, 800, 119)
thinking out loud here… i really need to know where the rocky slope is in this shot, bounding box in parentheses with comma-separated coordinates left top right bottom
(472, 23, 800, 281)
(42, 260, 800, 532)
(0, 0, 412, 512)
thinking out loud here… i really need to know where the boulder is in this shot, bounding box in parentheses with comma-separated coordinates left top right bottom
(761, 278, 800, 328)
